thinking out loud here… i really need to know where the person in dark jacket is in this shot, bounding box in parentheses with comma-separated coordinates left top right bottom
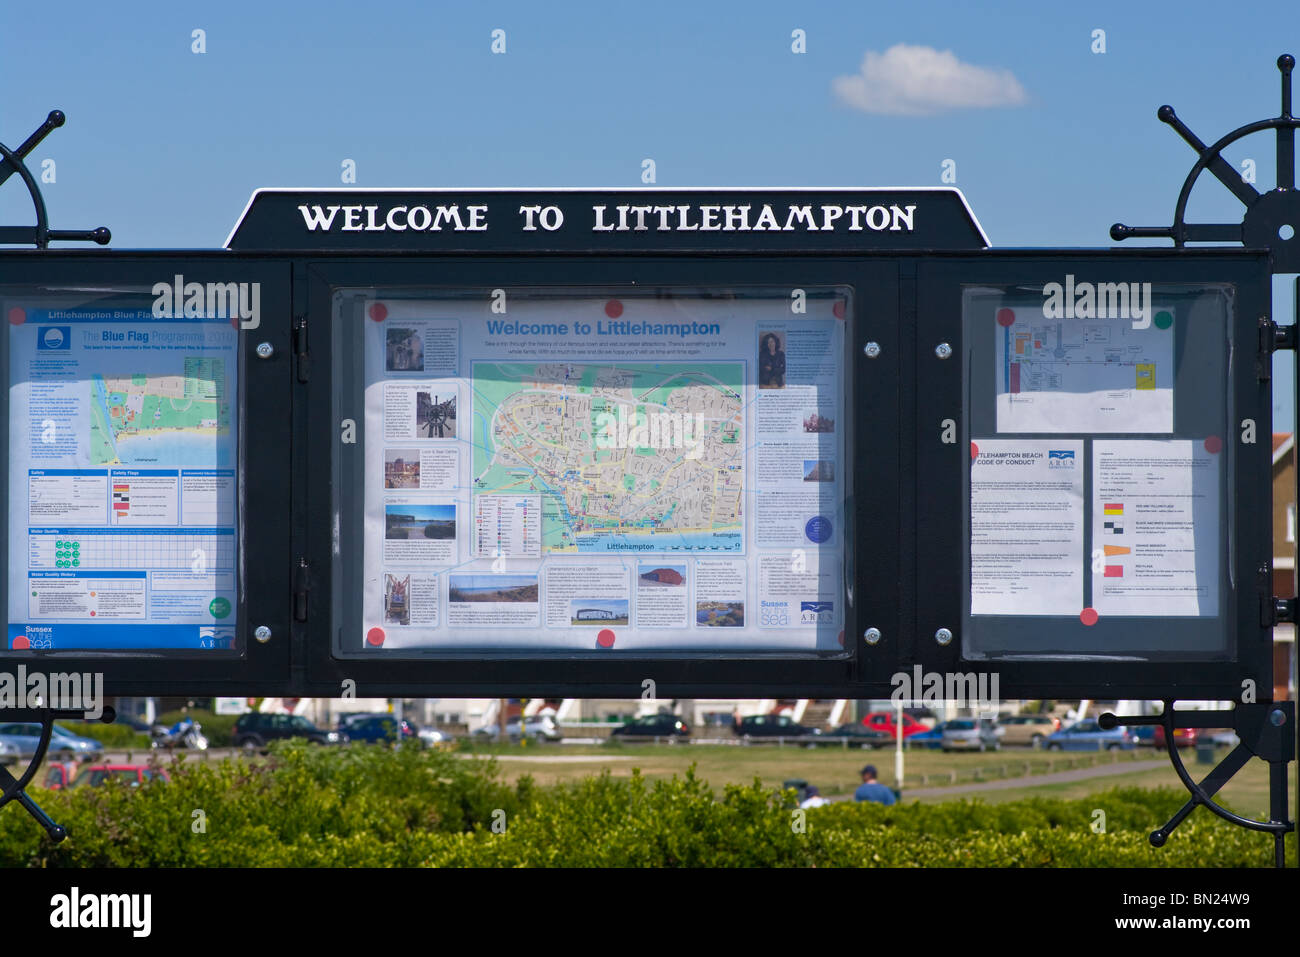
(759, 333, 786, 388)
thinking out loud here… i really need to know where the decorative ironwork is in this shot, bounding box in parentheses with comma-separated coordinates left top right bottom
(0, 110, 110, 248)
(1112, 55, 1299, 273)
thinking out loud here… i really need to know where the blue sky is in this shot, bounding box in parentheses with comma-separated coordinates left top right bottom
(3, 0, 1297, 424)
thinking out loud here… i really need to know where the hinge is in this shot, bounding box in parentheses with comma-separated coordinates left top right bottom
(294, 557, 310, 622)
(293, 315, 310, 382)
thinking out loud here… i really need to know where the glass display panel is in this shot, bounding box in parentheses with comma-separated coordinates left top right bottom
(5, 286, 240, 652)
(962, 281, 1235, 660)
(332, 285, 852, 656)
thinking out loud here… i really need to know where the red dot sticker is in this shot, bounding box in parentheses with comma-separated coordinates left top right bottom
(604, 300, 623, 319)
(230, 315, 240, 329)
(971, 441, 980, 461)
(837, 630, 845, 647)
(1080, 608, 1099, 626)
(996, 308, 1016, 327)
(8, 307, 26, 325)
(1204, 435, 1222, 454)
(832, 301, 846, 319)
(89, 611, 96, 617)
(596, 629, 616, 648)
(366, 627, 386, 646)
(368, 302, 388, 322)
(11, 635, 29, 650)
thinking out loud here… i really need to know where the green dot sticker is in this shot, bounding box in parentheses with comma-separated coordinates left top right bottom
(209, 597, 231, 619)
(71, 560, 79, 567)
(1154, 310, 1173, 329)
(71, 543, 80, 551)
(55, 540, 64, 548)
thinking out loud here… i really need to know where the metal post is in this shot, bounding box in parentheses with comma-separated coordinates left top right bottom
(895, 699, 904, 789)
(1293, 276, 1299, 865)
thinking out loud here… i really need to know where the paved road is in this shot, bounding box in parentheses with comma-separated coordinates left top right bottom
(832, 758, 1170, 802)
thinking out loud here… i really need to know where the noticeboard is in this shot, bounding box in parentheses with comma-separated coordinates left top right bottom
(0, 257, 292, 695)
(0, 189, 1279, 701)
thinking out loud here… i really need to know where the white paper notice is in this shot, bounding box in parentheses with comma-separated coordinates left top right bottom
(970, 439, 1084, 616)
(994, 306, 1174, 434)
(1091, 439, 1219, 617)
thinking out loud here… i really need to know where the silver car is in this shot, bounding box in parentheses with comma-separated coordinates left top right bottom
(941, 718, 1001, 752)
(473, 714, 562, 743)
(0, 721, 105, 760)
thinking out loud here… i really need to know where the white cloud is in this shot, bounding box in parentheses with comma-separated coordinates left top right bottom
(833, 43, 1028, 116)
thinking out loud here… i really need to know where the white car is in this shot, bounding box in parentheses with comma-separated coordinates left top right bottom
(417, 727, 457, 747)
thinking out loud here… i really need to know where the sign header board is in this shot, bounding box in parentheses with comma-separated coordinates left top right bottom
(225, 188, 989, 253)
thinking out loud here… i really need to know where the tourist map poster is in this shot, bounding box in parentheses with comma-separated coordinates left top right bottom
(6, 305, 238, 650)
(357, 293, 847, 652)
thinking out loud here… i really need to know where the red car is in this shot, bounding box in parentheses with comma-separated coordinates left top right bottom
(1152, 726, 1200, 749)
(861, 711, 928, 737)
(44, 763, 170, 790)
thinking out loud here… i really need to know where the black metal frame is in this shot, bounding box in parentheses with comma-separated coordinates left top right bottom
(0, 249, 1277, 702)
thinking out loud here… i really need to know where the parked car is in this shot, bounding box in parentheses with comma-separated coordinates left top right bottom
(997, 714, 1059, 748)
(0, 738, 16, 766)
(1044, 719, 1135, 751)
(1131, 725, 1158, 746)
(814, 723, 892, 748)
(0, 722, 104, 760)
(1153, 725, 1204, 749)
(610, 713, 691, 742)
(45, 764, 170, 790)
(1208, 730, 1240, 748)
(417, 727, 457, 748)
(473, 714, 563, 743)
(339, 714, 417, 744)
(860, 711, 928, 738)
(908, 720, 974, 750)
(733, 714, 820, 739)
(233, 713, 343, 751)
(942, 718, 1001, 752)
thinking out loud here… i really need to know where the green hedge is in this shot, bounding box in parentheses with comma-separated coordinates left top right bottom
(62, 721, 151, 750)
(0, 747, 1285, 867)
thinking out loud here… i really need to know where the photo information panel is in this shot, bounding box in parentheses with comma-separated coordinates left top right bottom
(336, 287, 850, 654)
(6, 297, 239, 651)
(962, 282, 1233, 659)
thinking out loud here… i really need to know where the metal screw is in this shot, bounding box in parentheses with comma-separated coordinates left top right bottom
(255, 342, 274, 359)
(254, 625, 272, 643)
(864, 627, 881, 645)
(934, 627, 953, 645)
(1270, 708, 1287, 727)
(864, 341, 881, 359)
(935, 342, 953, 360)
